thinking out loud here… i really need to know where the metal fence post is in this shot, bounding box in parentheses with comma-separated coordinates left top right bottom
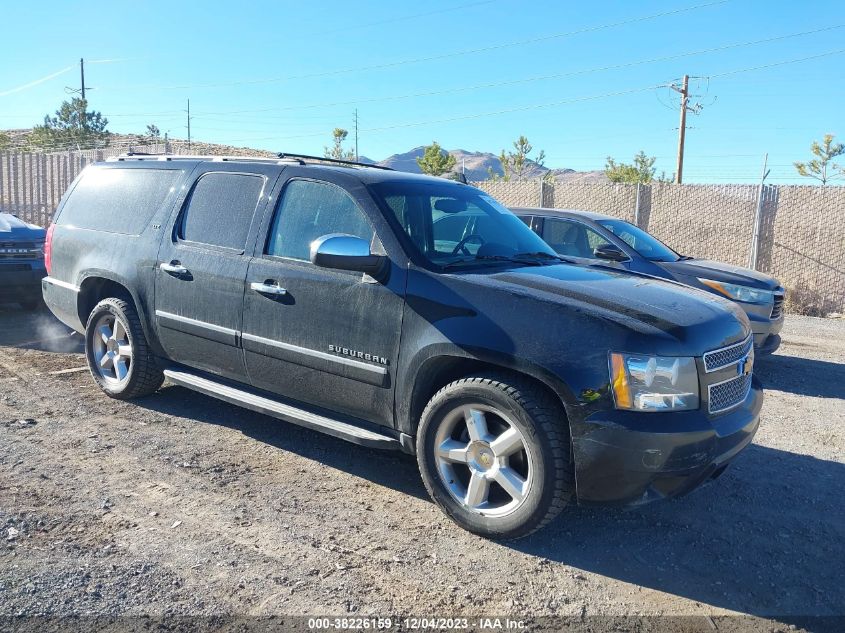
(748, 154, 770, 270)
(634, 183, 641, 226)
(538, 178, 546, 208)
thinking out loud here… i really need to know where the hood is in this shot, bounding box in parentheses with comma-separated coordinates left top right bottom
(0, 214, 46, 241)
(662, 258, 780, 290)
(466, 262, 750, 355)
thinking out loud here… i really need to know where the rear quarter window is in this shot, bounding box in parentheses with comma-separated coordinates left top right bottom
(57, 167, 182, 235)
(178, 172, 266, 251)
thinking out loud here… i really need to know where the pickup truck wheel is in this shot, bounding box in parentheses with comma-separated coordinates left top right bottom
(85, 298, 163, 400)
(417, 374, 573, 540)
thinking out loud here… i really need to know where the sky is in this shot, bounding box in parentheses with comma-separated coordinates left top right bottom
(1, 0, 843, 183)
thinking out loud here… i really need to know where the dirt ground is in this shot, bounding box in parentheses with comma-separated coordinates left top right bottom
(0, 306, 843, 632)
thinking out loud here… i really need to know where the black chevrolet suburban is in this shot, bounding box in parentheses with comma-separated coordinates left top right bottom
(42, 155, 762, 539)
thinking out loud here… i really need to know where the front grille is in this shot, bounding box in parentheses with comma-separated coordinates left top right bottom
(771, 293, 784, 320)
(0, 252, 40, 259)
(703, 335, 753, 373)
(0, 242, 41, 260)
(708, 373, 753, 414)
(0, 263, 32, 271)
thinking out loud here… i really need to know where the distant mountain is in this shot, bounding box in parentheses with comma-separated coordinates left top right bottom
(1, 129, 605, 182)
(376, 146, 606, 182)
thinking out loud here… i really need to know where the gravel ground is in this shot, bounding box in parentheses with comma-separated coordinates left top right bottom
(0, 306, 842, 632)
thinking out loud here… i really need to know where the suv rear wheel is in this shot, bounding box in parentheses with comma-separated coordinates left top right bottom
(85, 297, 163, 399)
(417, 373, 573, 540)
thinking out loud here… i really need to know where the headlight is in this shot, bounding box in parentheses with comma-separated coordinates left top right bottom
(610, 353, 699, 412)
(698, 278, 773, 304)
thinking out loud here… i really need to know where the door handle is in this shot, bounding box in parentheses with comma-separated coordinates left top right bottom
(160, 261, 189, 275)
(250, 281, 287, 296)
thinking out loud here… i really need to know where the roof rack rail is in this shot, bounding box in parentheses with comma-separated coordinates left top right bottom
(107, 154, 295, 165)
(276, 152, 393, 171)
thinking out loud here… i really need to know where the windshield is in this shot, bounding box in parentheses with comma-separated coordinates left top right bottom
(597, 219, 680, 262)
(371, 181, 557, 268)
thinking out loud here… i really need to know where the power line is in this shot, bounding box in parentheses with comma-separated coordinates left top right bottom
(705, 48, 845, 78)
(307, 0, 496, 37)
(114, 0, 729, 91)
(158, 23, 845, 120)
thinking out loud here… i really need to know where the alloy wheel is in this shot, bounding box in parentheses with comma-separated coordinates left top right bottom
(91, 313, 133, 385)
(433, 404, 533, 517)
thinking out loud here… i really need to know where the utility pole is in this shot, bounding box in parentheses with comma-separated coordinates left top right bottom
(66, 58, 91, 100)
(353, 109, 359, 161)
(671, 74, 689, 184)
(80, 58, 86, 100)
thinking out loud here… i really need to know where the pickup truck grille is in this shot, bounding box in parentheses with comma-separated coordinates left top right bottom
(703, 335, 753, 373)
(0, 242, 41, 260)
(708, 373, 753, 414)
(771, 293, 784, 320)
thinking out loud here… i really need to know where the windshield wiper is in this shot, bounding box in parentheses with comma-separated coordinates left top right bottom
(442, 254, 544, 269)
(512, 251, 577, 264)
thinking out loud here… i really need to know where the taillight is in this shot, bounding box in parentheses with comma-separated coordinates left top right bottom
(44, 223, 55, 275)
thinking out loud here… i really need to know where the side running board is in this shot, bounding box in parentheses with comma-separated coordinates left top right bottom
(163, 368, 402, 451)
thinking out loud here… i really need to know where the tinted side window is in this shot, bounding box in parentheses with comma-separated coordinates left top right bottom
(179, 172, 265, 250)
(58, 167, 181, 235)
(266, 180, 373, 261)
(542, 219, 607, 259)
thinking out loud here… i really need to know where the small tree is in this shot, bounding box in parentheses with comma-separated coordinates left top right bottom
(30, 97, 110, 150)
(0, 131, 10, 151)
(416, 141, 456, 176)
(794, 134, 844, 185)
(324, 128, 355, 160)
(146, 124, 161, 140)
(605, 151, 665, 184)
(491, 135, 546, 181)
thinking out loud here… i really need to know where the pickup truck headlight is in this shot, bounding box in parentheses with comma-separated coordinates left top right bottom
(698, 278, 773, 304)
(610, 353, 699, 412)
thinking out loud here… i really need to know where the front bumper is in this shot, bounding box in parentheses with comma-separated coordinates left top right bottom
(742, 300, 784, 355)
(0, 262, 46, 302)
(572, 379, 763, 506)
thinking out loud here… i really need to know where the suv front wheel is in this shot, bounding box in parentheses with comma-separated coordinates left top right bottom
(85, 297, 164, 399)
(417, 373, 574, 540)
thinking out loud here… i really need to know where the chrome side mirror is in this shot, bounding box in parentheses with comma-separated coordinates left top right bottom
(310, 234, 385, 276)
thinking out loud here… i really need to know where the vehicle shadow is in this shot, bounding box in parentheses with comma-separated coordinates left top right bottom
(135, 383, 844, 626)
(0, 303, 83, 353)
(516, 442, 845, 624)
(138, 385, 430, 501)
(755, 354, 845, 399)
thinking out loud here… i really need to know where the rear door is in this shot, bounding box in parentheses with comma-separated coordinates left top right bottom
(154, 163, 278, 381)
(241, 170, 406, 427)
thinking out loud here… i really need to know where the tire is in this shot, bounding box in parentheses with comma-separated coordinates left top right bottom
(417, 373, 574, 540)
(84, 297, 163, 399)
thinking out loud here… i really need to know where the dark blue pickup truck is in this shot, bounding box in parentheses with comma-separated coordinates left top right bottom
(0, 212, 46, 310)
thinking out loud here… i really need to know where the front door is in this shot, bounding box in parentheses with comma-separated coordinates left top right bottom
(154, 165, 275, 381)
(241, 173, 406, 427)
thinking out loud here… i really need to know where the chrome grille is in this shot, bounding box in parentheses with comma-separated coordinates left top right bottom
(708, 373, 753, 414)
(703, 335, 753, 373)
(771, 293, 784, 320)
